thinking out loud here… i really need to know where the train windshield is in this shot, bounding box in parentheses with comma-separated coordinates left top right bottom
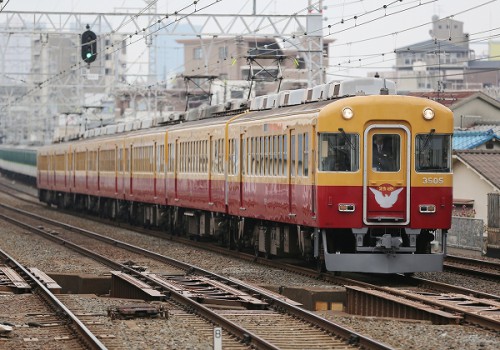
(372, 133, 400, 172)
(319, 133, 359, 172)
(415, 134, 451, 172)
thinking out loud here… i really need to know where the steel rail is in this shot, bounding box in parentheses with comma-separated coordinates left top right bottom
(0, 247, 108, 350)
(0, 202, 394, 350)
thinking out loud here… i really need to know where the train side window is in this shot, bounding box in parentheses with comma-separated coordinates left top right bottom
(133, 147, 138, 172)
(191, 141, 198, 173)
(198, 141, 202, 173)
(147, 146, 150, 172)
(234, 138, 239, 175)
(254, 138, 258, 175)
(248, 139, 252, 176)
(254, 137, 258, 176)
(259, 136, 266, 176)
(179, 143, 182, 173)
(273, 136, 277, 176)
(297, 134, 303, 176)
(304, 132, 309, 177)
(201, 140, 205, 173)
(184, 143, 187, 173)
(214, 140, 218, 174)
(319, 133, 359, 172)
(283, 134, 288, 176)
(193, 141, 197, 173)
(134, 147, 138, 172)
(265, 136, 270, 176)
(187, 142, 190, 173)
(179, 143, 183, 173)
(184, 141, 189, 173)
(173, 142, 177, 173)
(166, 143, 171, 172)
(200, 141, 205, 173)
(277, 135, 282, 176)
(415, 134, 451, 173)
(124, 148, 129, 172)
(206, 140, 209, 173)
(291, 135, 296, 176)
(210, 141, 214, 173)
(232, 138, 236, 175)
(242, 138, 246, 175)
(228, 139, 234, 175)
(219, 139, 224, 174)
(159, 144, 165, 173)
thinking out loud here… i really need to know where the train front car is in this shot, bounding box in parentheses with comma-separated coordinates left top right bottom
(316, 80, 453, 274)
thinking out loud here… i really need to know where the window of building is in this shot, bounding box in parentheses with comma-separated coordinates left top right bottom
(193, 47, 202, 60)
(218, 46, 228, 59)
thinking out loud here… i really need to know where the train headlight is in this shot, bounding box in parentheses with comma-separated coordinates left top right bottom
(422, 108, 435, 120)
(342, 107, 354, 120)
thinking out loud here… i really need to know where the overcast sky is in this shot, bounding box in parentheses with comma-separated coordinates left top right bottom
(3, 0, 500, 80)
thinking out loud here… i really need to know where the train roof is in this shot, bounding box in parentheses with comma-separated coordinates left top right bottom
(0, 144, 39, 153)
(47, 77, 399, 144)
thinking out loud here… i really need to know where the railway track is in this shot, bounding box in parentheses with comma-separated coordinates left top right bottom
(1, 183, 499, 346)
(0, 202, 393, 350)
(444, 254, 500, 281)
(0, 180, 39, 202)
(0, 248, 106, 350)
(1, 180, 498, 284)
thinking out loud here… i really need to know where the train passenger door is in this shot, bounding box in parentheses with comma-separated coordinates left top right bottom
(72, 149, 76, 188)
(208, 136, 212, 205)
(287, 129, 295, 217)
(238, 134, 244, 209)
(85, 149, 89, 190)
(64, 151, 68, 188)
(364, 126, 410, 225)
(310, 126, 316, 216)
(153, 141, 157, 198)
(119, 146, 125, 196)
(129, 145, 133, 195)
(97, 147, 100, 192)
(174, 139, 179, 200)
(114, 145, 118, 194)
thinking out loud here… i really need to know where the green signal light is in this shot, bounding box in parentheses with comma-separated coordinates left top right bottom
(86, 52, 92, 58)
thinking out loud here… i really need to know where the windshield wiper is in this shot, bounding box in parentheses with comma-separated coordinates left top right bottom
(421, 128, 435, 151)
(338, 128, 355, 150)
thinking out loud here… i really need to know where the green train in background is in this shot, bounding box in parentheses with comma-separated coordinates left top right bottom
(0, 145, 37, 184)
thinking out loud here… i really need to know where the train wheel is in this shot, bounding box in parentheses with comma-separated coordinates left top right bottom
(253, 245, 259, 259)
(316, 257, 325, 273)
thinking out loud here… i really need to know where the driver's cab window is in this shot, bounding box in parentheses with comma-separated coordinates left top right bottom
(319, 133, 359, 172)
(372, 134, 400, 172)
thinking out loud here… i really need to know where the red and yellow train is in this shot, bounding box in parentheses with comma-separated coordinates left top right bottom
(37, 78, 454, 274)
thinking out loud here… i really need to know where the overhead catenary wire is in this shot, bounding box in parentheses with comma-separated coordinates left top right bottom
(0, 0, 221, 108)
(88, 0, 500, 94)
(2, 0, 500, 110)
